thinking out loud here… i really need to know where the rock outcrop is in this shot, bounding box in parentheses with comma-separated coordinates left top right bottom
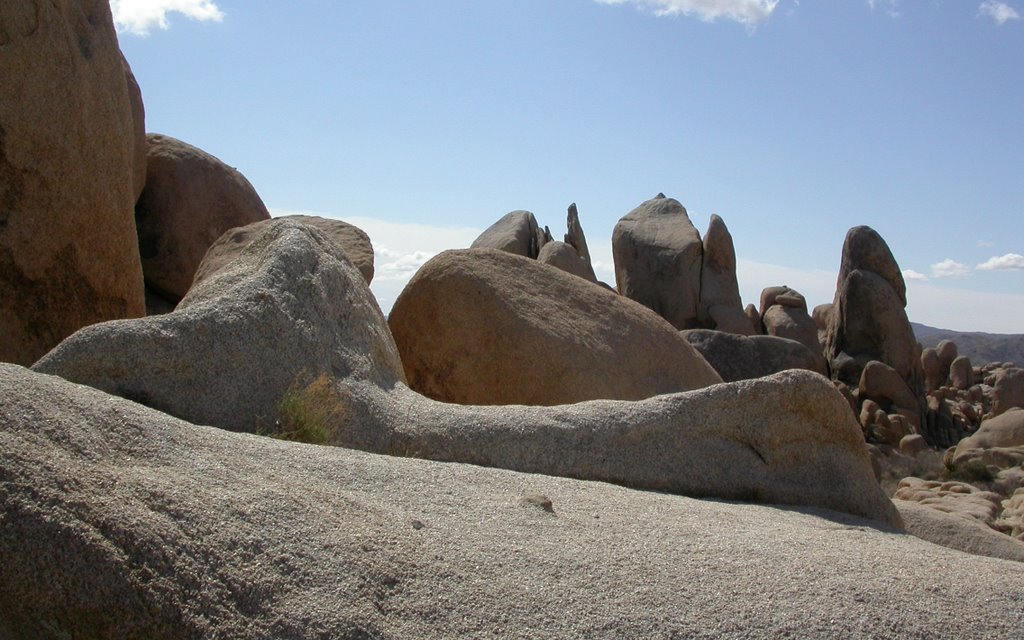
(388, 248, 721, 405)
(758, 286, 825, 371)
(824, 226, 919, 390)
(34, 220, 402, 432)
(192, 214, 375, 288)
(699, 214, 751, 335)
(612, 194, 703, 330)
(953, 408, 1024, 463)
(681, 329, 826, 382)
(0, 0, 145, 365)
(992, 367, 1024, 417)
(7, 363, 1024, 638)
(470, 210, 547, 258)
(34, 220, 897, 527)
(135, 134, 271, 304)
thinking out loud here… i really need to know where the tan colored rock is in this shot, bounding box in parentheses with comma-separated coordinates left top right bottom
(894, 500, 1024, 563)
(899, 434, 929, 457)
(835, 225, 906, 306)
(921, 347, 942, 393)
(0, 0, 145, 366)
(744, 303, 763, 335)
(949, 355, 973, 391)
(470, 210, 546, 258)
(192, 214, 375, 288)
(1000, 488, 1024, 540)
(135, 134, 271, 302)
(812, 303, 833, 348)
(992, 367, 1024, 416)
(893, 477, 1003, 528)
(121, 53, 147, 203)
(563, 202, 592, 267)
(388, 248, 721, 405)
(537, 241, 597, 283)
(953, 408, 1024, 463)
(936, 339, 958, 377)
(612, 194, 702, 330)
(699, 214, 746, 332)
(859, 360, 920, 426)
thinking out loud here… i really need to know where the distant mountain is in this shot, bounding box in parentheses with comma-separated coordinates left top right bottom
(912, 322, 1024, 368)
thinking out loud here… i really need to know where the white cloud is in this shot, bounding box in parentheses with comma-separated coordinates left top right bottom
(930, 258, 970, 279)
(867, 0, 901, 18)
(110, 0, 225, 36)
(977, 253, 1024, 271)
(595, 0, 779, 27)
(979, 1, 1021, 24)
(902, 269, 928, 282)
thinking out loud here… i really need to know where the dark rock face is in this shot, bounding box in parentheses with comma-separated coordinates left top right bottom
(0, 0, 145, 365)
(135, 134, 271, 303)
(612, 195, 703, 330)
(681, 329, 826, 382)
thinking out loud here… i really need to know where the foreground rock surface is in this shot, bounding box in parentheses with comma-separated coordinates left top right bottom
(1, 0, 145, 365)
(388, 248, 721, 405)
(3, 364, 1023, 639)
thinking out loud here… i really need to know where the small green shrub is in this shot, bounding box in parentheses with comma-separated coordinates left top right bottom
(262, 374, 346, 445)
(941, 459, 995, 484)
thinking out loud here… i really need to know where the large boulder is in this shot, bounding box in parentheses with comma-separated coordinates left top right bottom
(470, 210, 547, 258)
(825, 227, 918, 390)
(121, 53, 147, 203)
(5, 365, 1023, 638)
(135, 133, 271, 303)
(537, 241, 597, 283)
(0, 0, 145, 366)
(34, 220, 402, 432)
(893, 501, 1024, 563)
(612, 194, 703, 330)
(33, 221, 897, 527)
(953, 408, 1024, 463)
(192, 214, 375, 288)
(387, 248, 721, 405)
(681, 329, 826, 382)
(759, 286, 825, 372)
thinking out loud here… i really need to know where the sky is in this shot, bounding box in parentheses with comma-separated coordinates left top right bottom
(113, 0, 1023, 333)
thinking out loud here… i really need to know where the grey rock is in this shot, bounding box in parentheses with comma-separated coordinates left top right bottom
(192, 214, 375, 288)
(682, 329, 827, 381)
(563, 202, 592, 266)
(612, 195, 703, 330)
(7, 364, 1024, 637)
(835, 225, 906, 306)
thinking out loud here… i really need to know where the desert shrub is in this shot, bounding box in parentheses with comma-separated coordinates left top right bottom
(941, 459, 995, 484)
(262, 373, 346, 445)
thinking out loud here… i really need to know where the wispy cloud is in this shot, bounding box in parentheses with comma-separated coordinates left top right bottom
(930, 258, 971, 279)
(902, 269, 928, 282)
(977, 253, 1024, 271)
(976, 239, 996, 248)
(594, 0, 780, 27)
(867, 0, 901, 18)
(979, 1, 1021, 24)
(110, 0, 225, 36)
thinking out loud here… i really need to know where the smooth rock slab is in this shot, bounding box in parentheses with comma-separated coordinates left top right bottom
(3, 364, 1023, 639)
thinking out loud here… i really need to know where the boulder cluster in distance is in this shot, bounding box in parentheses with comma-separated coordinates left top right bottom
(2, 2, 1023, 637)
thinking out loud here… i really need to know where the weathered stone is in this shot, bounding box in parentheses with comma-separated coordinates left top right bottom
(894, 477, 1004, 529)
(9, 363, 1023, 637)
(681, 329, 827, 382)
(992, 367, 1024, 416)
(949, 355, 973, 391)
(612, 194, 703, 330)
(192, 214, 375, 288)
(762, 303, 824, 371)
(953, 408, 1024, 463)
(563, 202, 592, 266)
(921, 347, 943, 393)
(388, 248, 721, 405)
(835, 225, 906, 306)
(760, 286, 807, 316)
(121, 53, 147, 203)
(936, 340, 958, 377)
(34, 220, 403, 432)
(744, 303, 763, 335)
(537, 241, 597, 283)
(134, 134, 271, 303)
(899, 434, 929, 457)
(894, 500, 1024, 563)
(812, 303, 833, 347)
(859, 361, 919, 418)
(470, 210, 544, 258)
(699, 214, 745, 332)
(0, 0, 145, 365)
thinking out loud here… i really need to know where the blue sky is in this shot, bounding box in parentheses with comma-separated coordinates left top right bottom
(114, 0, 1023, 332)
